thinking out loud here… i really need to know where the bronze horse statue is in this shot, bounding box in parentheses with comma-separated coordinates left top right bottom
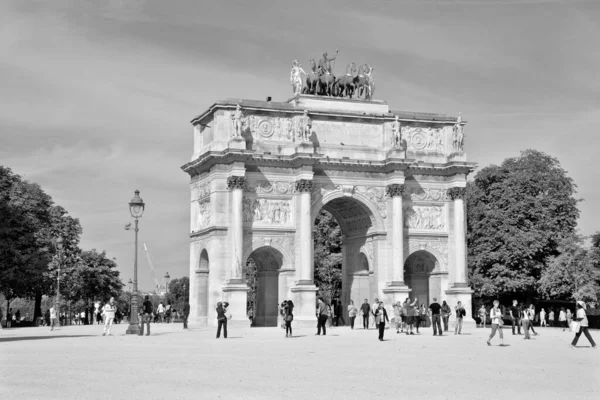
(355, 64, 374, 100)
(334, 63, 358, 98)
(303, 59, 319, 95)
(316, 66, 336, 96)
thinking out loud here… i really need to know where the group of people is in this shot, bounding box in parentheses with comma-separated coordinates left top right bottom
(137, 296, 191, 336)
(477, 301, 581, 331)
(484, 299, 596, 348)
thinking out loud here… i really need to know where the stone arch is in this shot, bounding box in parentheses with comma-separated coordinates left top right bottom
(311, 189, 385, 234)
(242, 237, 293, 272)
(405, 243, 447, 273)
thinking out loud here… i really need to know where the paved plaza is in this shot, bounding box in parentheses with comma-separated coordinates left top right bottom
(1, 323, 598, 400)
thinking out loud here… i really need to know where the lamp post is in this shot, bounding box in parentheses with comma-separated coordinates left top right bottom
(126, 190, 145, 335)
(55, 237, 63, 325)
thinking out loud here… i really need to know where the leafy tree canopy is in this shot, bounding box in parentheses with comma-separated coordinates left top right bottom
(466, 150, 580, 298)
(314, 210, 342, 304)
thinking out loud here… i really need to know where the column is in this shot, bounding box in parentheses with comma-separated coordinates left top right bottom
(295, 179, 314, 283)
(449, 187, 468, 287)
(227, 175, 245, 283)
(290, 178, 318, 326)
(386, 184, 406, 285)
(222, 175, 249, 326)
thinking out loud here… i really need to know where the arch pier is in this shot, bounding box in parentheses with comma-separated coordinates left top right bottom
(182, 95, 477, 327)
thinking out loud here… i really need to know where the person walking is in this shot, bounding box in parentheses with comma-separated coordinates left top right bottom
(454, 301, 466, 335)
(375, 302, 389, 341)
(157, 302, 165, 323)
(140, 295, 153, 336)
(102, 297, 117, 336)
(441, 301, 451, 332)
(216, 302, 227, 339)
(44, 309, 51, 327)
(548, 309, 555, 327)
(540, 308, 547, 327)
(316, 297, 329, 336)
(429, 298, 443, 336)
(393, 302, 402, 334)
(347, 300, 357, 329)
(182, 300, 190, 329)
(284, 300, 294, 337)
(49, 305, 57, 331)
(405, 299, 417, 335)
(360, 299, 370, 330)
(521, 305, 531, 340)
(571, 301, 597, 349)
(400, 299, 408, 333)
(559, 308, 567, 331)
(371, 297, 379, 329)
(527, 305, 539, 336)
(414, 304, 422, 334)
(335, 299, 345, 327)
(487, 300, 505, 346)
(566, 308, 573, 329)
(510, 300, 521, 335)
(478, 305, 487, 328)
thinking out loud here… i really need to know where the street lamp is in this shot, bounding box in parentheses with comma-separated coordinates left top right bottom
(126, 190, 145, 335)
(164, 272, 170, 295)
(55, 237, 63, 326)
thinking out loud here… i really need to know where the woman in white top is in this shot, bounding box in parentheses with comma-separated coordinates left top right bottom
(571, 301, 597, 349)
(521, 306, 531, 340)
(559, 308, 567, 331)
(347, 300, 358, 330)
(487, 300, 504, 346)
(540, 308, 547, 327)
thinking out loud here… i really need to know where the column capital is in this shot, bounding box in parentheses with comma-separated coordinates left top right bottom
(385, 184, 405, 198)
(294, 179, 314, 193)
(227, 176, 246, 190)
(448, 187, 467, 200)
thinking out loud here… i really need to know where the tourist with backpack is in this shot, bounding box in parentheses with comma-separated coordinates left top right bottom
(140, 295, 154, 336)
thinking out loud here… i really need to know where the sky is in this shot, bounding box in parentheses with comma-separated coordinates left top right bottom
(1, 0, 599, 291)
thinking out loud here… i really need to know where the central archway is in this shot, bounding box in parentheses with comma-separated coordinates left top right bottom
(313, 194, 378, 323)
(246, 246, 283, 327)
(403, 250, 438, 305)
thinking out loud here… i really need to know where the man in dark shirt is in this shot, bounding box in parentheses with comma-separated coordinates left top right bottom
(140, 295, 154, 336)
(510, 300, 521, 335)
(183, 301, 190, 329)
(361, 299, 370, 329)
(429, 298, 443, 336)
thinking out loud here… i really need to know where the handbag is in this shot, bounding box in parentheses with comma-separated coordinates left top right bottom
(570, 320, 580, 333)
(285, 314, 293, 322)
(225, 312, 232, 321)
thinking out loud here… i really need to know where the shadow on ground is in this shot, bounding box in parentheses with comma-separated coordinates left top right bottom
(0, 335, 94, 343)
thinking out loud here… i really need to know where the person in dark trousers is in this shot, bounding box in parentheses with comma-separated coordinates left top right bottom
(216, 302, 227, 339)
(429, 298, 443, 336)
(361, 299, 370, 329)
(140, 295, 154, 336)
(441, 301, 451, 332)
(284, 300, 294, 337)
(183, 301, 190, 329)
(510, 300, 521, 335)
(348, 300, 358, 329)
(571, 301, 597, 349)
(334, 299, 345, 326)
(316, 297, 329, 335)
(375, 302, 389, 341)
(44, 309, 50, 327)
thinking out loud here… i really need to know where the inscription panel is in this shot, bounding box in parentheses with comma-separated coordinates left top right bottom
(312, 120, 382, 147)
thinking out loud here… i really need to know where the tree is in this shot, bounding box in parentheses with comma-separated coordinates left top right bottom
(539, 235, 600, 305)
(314, 210, 342, 304)
(466, 150, 580, 299)
(71, 250, 124, 306)
(167, 276, 190, 311)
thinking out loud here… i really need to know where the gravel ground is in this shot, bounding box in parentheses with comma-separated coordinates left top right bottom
(1, 322, 598, 400)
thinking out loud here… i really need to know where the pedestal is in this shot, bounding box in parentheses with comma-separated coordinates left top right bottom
(383, 284, 412, 304)
(290, 284, 318, 326)
(228, 137, 246, 150)
(222, 282, 249, 326)
(295, 141, 314, 154)
(445, 286, 475, 328)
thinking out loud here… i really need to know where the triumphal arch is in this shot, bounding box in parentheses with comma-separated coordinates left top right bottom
(182, 62, 476, 327)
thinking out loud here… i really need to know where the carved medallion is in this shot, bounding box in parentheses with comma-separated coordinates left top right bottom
(257, 119, 274, 138)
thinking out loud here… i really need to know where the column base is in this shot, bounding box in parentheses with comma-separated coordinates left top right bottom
(222, 283, 249, 324)
(228, 137, 246, 150)
(295, 141, 314, 154)
(125, 323, 140, 335)
(383, 283, 412, 304)
(291, 284, 318, 322)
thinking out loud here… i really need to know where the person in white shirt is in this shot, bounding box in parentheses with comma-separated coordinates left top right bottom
(487, 300, 504, 346)
(102, 297, 117, 336)
(50, 306, 57, 331)
(571, 301, 597, 349)
(540, 308, 547, 327)
(157, 302, 165, 323)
